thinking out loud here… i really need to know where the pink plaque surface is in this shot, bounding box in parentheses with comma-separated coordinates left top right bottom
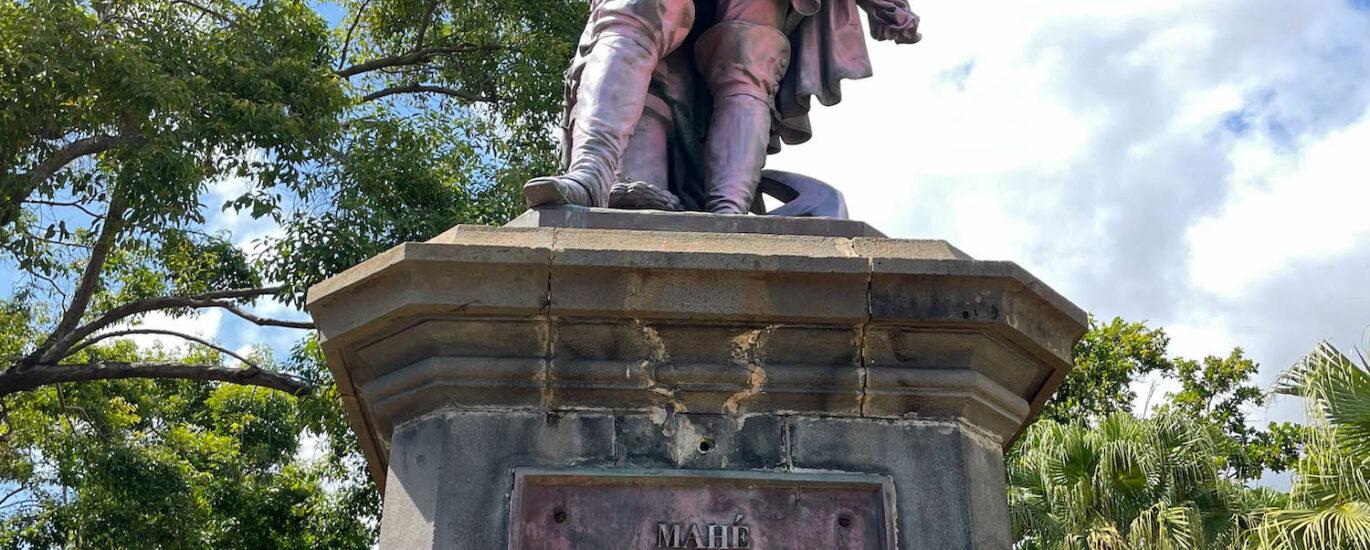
(508, 469, 894, 549)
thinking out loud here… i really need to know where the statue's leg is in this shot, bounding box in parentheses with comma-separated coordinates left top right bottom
(619, 94, 672, 191)
(524, 0, 694, 208)
(611, 53, 691, 211)
(611, 93, 684, 210)
(695, 0, 790, 214)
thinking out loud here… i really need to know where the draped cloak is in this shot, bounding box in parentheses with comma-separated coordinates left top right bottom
(559, 0, 875, 210)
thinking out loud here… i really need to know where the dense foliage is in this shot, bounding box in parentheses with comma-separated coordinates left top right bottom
(0, 341, 376, 548)
(1249, 342, 1370, 549)
(1, 0, 582, 545)
(1041, 317, 1302, 481)
(1015, 323, 1370, 550)
(1010, 412, 1279, 549)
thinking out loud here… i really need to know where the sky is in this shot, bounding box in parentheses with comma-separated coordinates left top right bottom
(770, 0, 1370, 435)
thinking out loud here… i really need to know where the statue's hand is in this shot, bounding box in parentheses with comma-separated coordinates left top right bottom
(861, 0, 921, 44)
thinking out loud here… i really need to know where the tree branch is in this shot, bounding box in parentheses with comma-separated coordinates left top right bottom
(66, 329, 259, 367)
(360, 82, 494, 103)
(169, 0, 230, 22)
(414, 0, 439, 50)
(0, 486, 23, 508)
(24, 199, 106, 219)
(29, 286, 304, 367)
(216, 303, 316, 329)
(336, 44, 498, 78)
(0, 362, 312, 398)
(336, 0, 373, 71)
(20, 135, 126, 185)
(27, 192, 128, 365)
(2, 134, 130, 227)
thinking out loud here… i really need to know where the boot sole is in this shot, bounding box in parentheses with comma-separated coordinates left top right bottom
(523, 178, 571, 207)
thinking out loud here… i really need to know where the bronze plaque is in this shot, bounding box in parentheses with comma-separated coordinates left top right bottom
(508, 469, 894, 549)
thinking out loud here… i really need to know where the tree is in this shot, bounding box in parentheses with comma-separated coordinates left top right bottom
(2, 0, 582, 544)
(0, 0, 582, 394)
(1248, 341, 1370, 550)
(1040, 317, 1302, 480)
(1009, 412, 1276, 550)
(0, 339, 377, 548)
(1162, 350, 1303, 480)
(1041, 316, 1173, 423)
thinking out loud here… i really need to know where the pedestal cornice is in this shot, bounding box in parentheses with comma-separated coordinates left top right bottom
(306, 221, 1086, 488)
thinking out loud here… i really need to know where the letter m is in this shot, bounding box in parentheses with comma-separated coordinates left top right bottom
(656, 523, 683, 548)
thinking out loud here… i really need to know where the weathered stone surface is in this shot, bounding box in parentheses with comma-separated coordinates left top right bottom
(613, 414, 786, 470)
(382, 410, 1009, 549)
(305, 222, 1087, 550)
(380, 411, 616, 550)
(506, 205, 887, 237)
(788, 418, 1011, 550)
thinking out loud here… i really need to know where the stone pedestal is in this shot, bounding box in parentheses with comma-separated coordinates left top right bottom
(306, 208, 1086, 550)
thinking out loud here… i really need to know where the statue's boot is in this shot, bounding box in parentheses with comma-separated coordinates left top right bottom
(525, 1, 695, 207)
(611, 93, 684, 211)
(696, 21, 791, 214)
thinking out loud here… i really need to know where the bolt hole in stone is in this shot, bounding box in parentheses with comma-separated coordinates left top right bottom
(838, 514, 853, 529)
(553, 508, 568, 524)
(697, 439, 715, 454)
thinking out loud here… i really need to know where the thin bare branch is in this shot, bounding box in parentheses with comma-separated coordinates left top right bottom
(66, 329, 259, 368)
(336, 44, 499, 78)
(217, 303, 315, 329)
(0, 362, 312, 397)
(337, 0, 373, 71)
(0, 486, 23, 507)
(55, 383, 77, 435)
(28, 286, 300, 367)
(414, 0, 439, 50)
(360, 82, 495, 103)
(194, 286, 288, 300)
(22, 268, 70, 303)
(25, 234, 92, 250)
(169, 0, 229, 22)
(27, 192, 127, 365)
(0, 499, 37, 512)
(23, 199, 106, 219)
(2, 134, 130, 227)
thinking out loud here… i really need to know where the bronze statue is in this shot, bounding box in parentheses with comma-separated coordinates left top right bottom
(524, 0, 921, 215)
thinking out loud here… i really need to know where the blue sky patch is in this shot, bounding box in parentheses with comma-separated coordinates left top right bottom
(1222, 110, 1251, 134)
(938, 60, 976, 91)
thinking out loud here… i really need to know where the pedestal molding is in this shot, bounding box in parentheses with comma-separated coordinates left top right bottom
(307, 224, 1087, 490)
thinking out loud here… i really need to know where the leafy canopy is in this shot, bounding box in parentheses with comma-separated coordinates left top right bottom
(1040, 317, 1302, 480)
(1, 0, 586, 545)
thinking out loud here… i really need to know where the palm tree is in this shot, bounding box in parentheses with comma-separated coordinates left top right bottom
(1009, 412, 1257, 549)
(1248, 341, 1370, 549)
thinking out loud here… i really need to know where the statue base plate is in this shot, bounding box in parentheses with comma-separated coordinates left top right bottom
(509, 469, 893, 549)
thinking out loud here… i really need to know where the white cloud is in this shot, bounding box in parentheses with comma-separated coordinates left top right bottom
(120, 309, 225, 351)
(206, 173, 285, 253)
(1187, 110, 1370, 297)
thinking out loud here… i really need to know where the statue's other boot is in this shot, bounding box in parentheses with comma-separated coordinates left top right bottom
(611, 93, 685, 211)
(525, 0, 695, 208)
(695, 21, 790, 214)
